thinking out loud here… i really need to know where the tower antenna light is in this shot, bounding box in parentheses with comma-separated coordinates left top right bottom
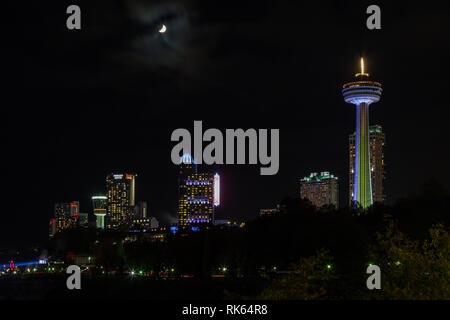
(355, 57, 369, 77)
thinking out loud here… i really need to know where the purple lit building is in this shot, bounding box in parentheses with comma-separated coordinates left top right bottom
(177, 153, 217, 226)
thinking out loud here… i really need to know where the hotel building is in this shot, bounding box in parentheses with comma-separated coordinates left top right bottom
(300, 172, 339, 208)
(177, 153, 216, 226)
(106, 173, 136, 228)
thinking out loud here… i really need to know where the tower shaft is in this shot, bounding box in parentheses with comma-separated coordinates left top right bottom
(342, 57, 382, 209)
(354, 102, 373, 208)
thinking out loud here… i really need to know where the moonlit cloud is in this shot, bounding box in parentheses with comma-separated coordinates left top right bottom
(124, 1, 191, 66)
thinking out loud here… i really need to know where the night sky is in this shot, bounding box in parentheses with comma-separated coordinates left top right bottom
(7, 1, 450, 248)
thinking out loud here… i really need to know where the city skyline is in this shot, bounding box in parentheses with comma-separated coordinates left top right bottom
(7, 1, 450, 248)
(2, 1, 449, 306)
(40, 57, 385, 235)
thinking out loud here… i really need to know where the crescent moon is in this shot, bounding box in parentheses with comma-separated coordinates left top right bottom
(159, 24, 167, 33)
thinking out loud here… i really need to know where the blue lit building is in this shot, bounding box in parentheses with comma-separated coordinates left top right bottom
(177, 153, 215, 226)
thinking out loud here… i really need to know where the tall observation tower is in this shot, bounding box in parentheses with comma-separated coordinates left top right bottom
(342, 58, 382, 209)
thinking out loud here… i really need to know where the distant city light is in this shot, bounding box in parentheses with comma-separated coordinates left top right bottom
(0, 259, 49, 270)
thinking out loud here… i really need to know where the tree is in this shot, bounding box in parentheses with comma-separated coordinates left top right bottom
(257, 249, 336, 300)
(367, 221, 449, 300)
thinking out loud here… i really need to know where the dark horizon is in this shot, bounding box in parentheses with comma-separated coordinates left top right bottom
(6, 0, 450, 248)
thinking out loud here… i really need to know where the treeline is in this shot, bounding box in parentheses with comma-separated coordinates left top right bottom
(49, 179, 450, 299)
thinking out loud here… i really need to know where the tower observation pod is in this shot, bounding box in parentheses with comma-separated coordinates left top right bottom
(92, 195, 107, 229)
(342, 58, 382, 209)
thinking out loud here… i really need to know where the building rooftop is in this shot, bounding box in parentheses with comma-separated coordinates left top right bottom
(180, 153, 195, 164)
(301, 171, 338, 182)
(351, 125, 383, 135)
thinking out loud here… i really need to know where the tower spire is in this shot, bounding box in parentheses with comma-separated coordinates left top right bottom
(355, 57, 369, 77)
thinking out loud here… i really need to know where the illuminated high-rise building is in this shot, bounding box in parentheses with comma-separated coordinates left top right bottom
(300, 172, 339, 208)
(92, 195, 107, 229)
(177, 153, 216, 226)
(343, 58, 382, 208)
(349, 125, 385, 204)
(106, 173, 136, 228)
(53, 201, 80, 232)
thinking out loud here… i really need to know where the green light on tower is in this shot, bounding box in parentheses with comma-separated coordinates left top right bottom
(343, 57, 382, 209)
